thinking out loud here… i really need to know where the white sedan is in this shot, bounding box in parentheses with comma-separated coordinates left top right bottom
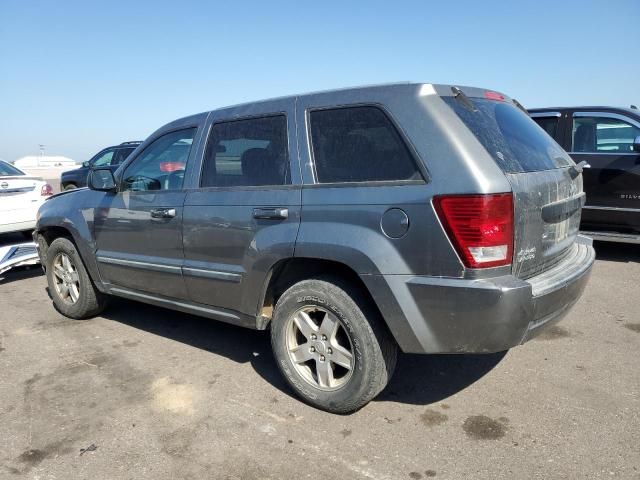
(0, 160, 53, 237)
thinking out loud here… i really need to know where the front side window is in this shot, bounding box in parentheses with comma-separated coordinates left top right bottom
(309, 106, 421, 183)
(572, 116, 640, 153)
(201, 115, 289, 188)
(122, 128, 196, 192)
(92, 149, 116, 167)
(533, 116, 559, 140)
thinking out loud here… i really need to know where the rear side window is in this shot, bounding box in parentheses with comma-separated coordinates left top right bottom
(532, 116, 559, 140)
(443, 97, 572, 173)
(201, 115, 289, 188)
(308, 106, 421, 183)
(0, 160, 24, 176)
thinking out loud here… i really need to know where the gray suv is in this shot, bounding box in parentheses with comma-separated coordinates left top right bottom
(34, 84, 595, 413)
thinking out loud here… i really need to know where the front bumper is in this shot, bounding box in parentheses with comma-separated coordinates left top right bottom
(367, 235, 595, 354)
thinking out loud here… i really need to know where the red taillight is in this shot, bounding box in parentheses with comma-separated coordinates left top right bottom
(40, 184, 53, 196)
(484, 90, 505, 101)
(434, 193, 513, 268)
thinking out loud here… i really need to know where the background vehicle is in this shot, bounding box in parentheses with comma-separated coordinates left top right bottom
(530, 106, 640, 243)
(0, 160, 53, 237)
(35, 84, 594, 413)
(60, 141, 141, 190)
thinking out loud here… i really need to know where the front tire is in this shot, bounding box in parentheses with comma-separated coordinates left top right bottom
(64, 184, 77, 190)
(270, 276, 397, 413)
(45, 237, 107, 319)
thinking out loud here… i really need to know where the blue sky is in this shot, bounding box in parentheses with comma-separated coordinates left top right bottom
(1, 0, 638, 163)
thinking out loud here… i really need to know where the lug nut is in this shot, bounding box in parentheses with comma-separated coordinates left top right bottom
(321, 335, 327, 341)
(310, 346, 316, 353)
(311, 334, 317, 340)
(320, 355, 325, 362)
(327, 348, 333, 354)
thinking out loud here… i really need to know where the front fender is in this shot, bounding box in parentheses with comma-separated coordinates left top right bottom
(36, 189, 106, 290)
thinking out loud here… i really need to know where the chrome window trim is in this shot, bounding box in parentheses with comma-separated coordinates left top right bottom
(530, 111, 561, 118)
(572, 111, 640, 129)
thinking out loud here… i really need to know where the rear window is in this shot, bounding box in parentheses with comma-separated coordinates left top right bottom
(0, 161, 24, 176)
(443, 97, 572, 173)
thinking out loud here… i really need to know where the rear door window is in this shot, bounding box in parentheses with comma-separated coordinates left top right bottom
(443, 97, 572, 173)
(308, 106, 421, 183)
(113, 147, 135, 165)
(200, 115, 290, 188)
(572, 116, 640, 153)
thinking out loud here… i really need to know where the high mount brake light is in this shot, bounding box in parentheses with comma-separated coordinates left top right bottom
(434, 193, 514, 268)
(484, 91, 505, 101)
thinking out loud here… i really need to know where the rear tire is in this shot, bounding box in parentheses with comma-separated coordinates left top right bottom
(270, 276, 397, 413)
(45, 237, 107, 319)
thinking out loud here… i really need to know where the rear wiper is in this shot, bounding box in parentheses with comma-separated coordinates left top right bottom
(512, 98, 528, 115)
(568, 160, 590, 179)
(451, 86, 477, 112)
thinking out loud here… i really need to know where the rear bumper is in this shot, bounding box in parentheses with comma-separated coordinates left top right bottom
(366, 235, 595, 354)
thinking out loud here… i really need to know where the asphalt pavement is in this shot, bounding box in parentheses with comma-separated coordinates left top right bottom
(0, 233, 638, 479)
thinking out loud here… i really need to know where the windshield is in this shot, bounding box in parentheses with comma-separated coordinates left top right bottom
(443, 97, 573, 173)
(0, 160, 25, 176)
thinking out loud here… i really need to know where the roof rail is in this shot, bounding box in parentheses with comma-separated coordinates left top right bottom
(120, 141, 142, 145)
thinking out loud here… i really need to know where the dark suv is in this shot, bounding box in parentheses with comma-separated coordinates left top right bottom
(35, 84, 594, 413)
(529, 106, 640, 242)
(60, 141, 141, 190)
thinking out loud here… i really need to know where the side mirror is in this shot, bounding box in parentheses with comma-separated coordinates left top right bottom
(82, 161, 90, 168)
(633, 135, 640, 153)
(88, 167, 117, 193)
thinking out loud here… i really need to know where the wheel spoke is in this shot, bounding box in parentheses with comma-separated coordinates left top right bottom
(319, 311, 339, 339)
(61, 254, 72, 272)
(289, 343, 313, 364)
(69, 284, 80, 303)
(58, 284, 69, 299)
(292, 311, 317, 339)
(316, 359, 334, 388)
(53, 265, 65, 280)
(330, 344, 353, 370)
(69, 271, 79, 283)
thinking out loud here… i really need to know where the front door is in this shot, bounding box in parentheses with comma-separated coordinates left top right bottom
(94, 127, 199, 299)
(182, 99, 301, 319)
(570, 111, 640, 231)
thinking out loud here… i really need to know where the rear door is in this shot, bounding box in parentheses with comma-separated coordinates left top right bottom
(569, 111, 640, 231)
(444, 93, 582, 278)
(182, 99, 301, 319)
(94, 127, 199, 299)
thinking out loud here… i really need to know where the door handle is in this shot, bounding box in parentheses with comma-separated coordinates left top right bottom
(150, 208, 176, 219)
(252, 207, 289, 220)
